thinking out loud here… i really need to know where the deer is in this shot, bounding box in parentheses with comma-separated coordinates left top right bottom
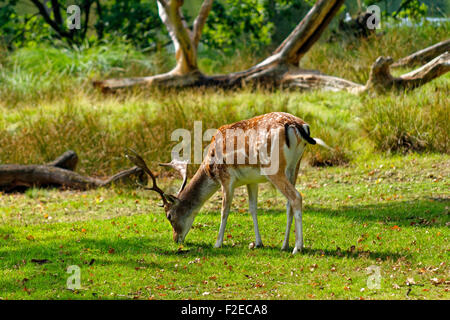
(126, 112, 330, 254)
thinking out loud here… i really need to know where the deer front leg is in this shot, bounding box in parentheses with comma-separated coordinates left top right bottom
(215, 183, 234, 248)
(247, 183, 263, 248)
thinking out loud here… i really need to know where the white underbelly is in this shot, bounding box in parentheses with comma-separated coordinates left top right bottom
(228, 166, 268, 186)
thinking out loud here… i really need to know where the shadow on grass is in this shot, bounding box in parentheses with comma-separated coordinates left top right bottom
(0, 233, 405, 272)
(1, 198, 444, 277)
(260, 199, 448, 228)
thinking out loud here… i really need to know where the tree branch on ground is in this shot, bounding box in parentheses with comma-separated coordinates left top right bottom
(0, 151, 146, 192)
(93, 0, 449, 94)
(365, 52, 450, 92)
(391, 39, 450, 68)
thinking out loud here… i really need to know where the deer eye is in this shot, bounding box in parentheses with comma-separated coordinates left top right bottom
(167, 213, 172, 221)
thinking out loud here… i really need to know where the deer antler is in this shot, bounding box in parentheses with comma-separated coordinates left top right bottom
(159, 159, 189, 195)
(125, 149, 169, 207)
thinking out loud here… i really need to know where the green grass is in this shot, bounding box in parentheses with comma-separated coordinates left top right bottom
(0, 154, 448, 300)
(0, 23, 449, 300)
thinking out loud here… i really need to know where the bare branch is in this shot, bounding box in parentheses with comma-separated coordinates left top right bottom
(274, 0, 345, 65)
(192, 0, 214, 46)
(50, 0, 63, 26)
(392, 39, 450, 68)
(30, 0, 72, 39)
(95, 0, 448, 94)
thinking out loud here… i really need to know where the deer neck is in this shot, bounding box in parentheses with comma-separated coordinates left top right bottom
(177, 165, 220, 217)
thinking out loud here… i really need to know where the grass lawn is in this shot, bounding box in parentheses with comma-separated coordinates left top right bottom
(0, 7, 448, 302)
(0, 154, 448, 300)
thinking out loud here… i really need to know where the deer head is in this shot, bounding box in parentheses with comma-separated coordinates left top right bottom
(125, 149, 192, 243)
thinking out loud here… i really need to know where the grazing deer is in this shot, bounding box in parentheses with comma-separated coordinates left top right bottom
(126, 112, 330, 254)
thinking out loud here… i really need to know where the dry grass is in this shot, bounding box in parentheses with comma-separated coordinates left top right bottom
(302, 23, 450, 84)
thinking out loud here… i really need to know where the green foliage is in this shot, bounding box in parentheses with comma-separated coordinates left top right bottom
(0, 0, 18, 46)
(96, 0, 163, 49)
(394, 0, 428, 20)
(261, 0, 314, 45)
(1, 23, 448, 170)
(0, 0, 53, 49)
(202, 0, 273, 53)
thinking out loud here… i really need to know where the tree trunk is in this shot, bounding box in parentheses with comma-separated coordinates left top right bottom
(0, 151, 146, 192)
(93, 0, 449, 94)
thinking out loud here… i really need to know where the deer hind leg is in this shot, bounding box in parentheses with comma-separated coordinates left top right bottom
(215, 182, 235, 248)
(267, 172, 303, 254)
(247, 183, 263, 248)
(281, 162, 301, 251)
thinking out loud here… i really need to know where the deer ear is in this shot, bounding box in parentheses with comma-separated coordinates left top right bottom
(165, 194, 179, 204)
(159, 159, 189, 195)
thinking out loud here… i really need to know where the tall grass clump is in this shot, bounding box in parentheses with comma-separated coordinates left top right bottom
(0, 42, 172, 108)
(360, 81, 449, 154)
(0, 89, 360, 175)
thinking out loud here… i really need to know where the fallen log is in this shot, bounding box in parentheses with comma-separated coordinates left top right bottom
(46, 150, 78, 170)
(272, 51, 450, 94)
(93, 0, 449, 94)
(365, 52, 450, 93)
(0, 151, 146, 192)
(391, 39, 450, 68)
(93, 0, 346, 91)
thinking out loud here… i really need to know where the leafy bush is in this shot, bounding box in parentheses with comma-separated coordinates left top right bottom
(0, 0, 55, 49)
(202, 0, 273, 54)
(96, 0, 163, 49)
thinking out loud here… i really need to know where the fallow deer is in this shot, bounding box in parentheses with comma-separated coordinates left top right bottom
(126, 112, 330, 254)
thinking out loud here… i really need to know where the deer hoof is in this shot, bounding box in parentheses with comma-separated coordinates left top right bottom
(292, 246, 302, 254)
(249, 242, 263, 249)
